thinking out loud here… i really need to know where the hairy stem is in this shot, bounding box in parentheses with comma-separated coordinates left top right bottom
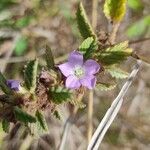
(109, 22, 120, 44)
(87, 0, 98, 144)
(87, 90, 94, 143)
(92, 0, 98, 30)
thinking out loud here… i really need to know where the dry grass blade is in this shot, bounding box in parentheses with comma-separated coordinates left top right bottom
(87, 60, 142, 150)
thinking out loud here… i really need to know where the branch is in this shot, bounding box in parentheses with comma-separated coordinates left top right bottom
(87, 60, 142, 150)
(129, 37, 150, 45)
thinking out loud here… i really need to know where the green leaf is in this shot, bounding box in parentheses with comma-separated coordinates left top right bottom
(104, 0, 127, 22)
(70, 99, 86, 109)
(15, 36, 28, 56)
(79, 37, 98, 59)
(97, 41, 132, 65)
(76, 2, 96, 39)
(0, 72, 13, 94)
(49, 86, 72, 104)
(96, 82, 116, 91)
(0, 0, 17, 11)
(2, 119, 10, 133)
(24, 59, 38, 93)
(35, 110, 48, 131)
(15, 16, 32, 28)
(106, 66, 129, 79)
(128, 0, 143, 11)
(14, 107, 36, 123)
(45, 45, 55, 70)
(126, 15, 150, 38)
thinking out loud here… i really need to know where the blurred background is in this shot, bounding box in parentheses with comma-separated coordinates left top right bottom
(0, 0, 150, 149)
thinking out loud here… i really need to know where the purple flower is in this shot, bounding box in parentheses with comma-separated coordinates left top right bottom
(58, 51, 100, 89)
(6, 79, 20, 91)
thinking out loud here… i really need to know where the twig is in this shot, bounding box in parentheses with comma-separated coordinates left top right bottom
(129, 37, 150, 45)
(0, 54, 68, 64)
(131, 51, 150, 64)
(87, 60, 142, 150)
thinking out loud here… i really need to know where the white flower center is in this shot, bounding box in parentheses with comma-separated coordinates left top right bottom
(74, 66, 85, 78)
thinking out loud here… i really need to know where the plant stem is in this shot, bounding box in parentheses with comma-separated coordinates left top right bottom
(87, 90, 94, 143)
(87, 0, 98, 144)
(129, 37, 150, 45)
(92, 0, 98, 30)
(109, 22, 120, 44)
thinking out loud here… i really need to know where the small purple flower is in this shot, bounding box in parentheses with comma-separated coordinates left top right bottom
(58, 51, 100, 89)
(6, 79, 20, 91)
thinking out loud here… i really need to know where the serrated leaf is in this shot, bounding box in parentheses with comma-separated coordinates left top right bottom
(104, 0, 127, 22)
(79, 37, 98, 59)
(49, 86, 72, 104)
(45, 45, 55, 70)
(24, 59, 38, 93)
(70, 99, 86, 109)
(0, 72, 13, 94)
(35, 110, 48, 131)
(106, 66, 129, 79)
(2, 119, 10, 133)
(76, 2, 96, 39)
(97, 41, 132, 65)
(96, 82, 116, 91)
(53, 110, 61, 120)
(14, 106, 36, 123)
(15, 36, 28, 56)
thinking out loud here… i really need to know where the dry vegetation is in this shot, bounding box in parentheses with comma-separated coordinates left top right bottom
(0, 0, 150, 149)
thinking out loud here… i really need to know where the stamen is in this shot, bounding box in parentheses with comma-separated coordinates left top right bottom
(74, 66, 85, 78)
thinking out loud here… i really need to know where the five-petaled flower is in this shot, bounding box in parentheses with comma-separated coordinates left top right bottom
(58, 51, 100, 89)
(6, 79, 20, 91)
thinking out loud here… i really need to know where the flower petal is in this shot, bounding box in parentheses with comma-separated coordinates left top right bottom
(80, 75, 96, 89)
(58, 62, 73, 77)
(68, 50, 83, 66)
(84, 59, 100, 75)
(66, 75, 81, 89)
(6, 79, 20, 91)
